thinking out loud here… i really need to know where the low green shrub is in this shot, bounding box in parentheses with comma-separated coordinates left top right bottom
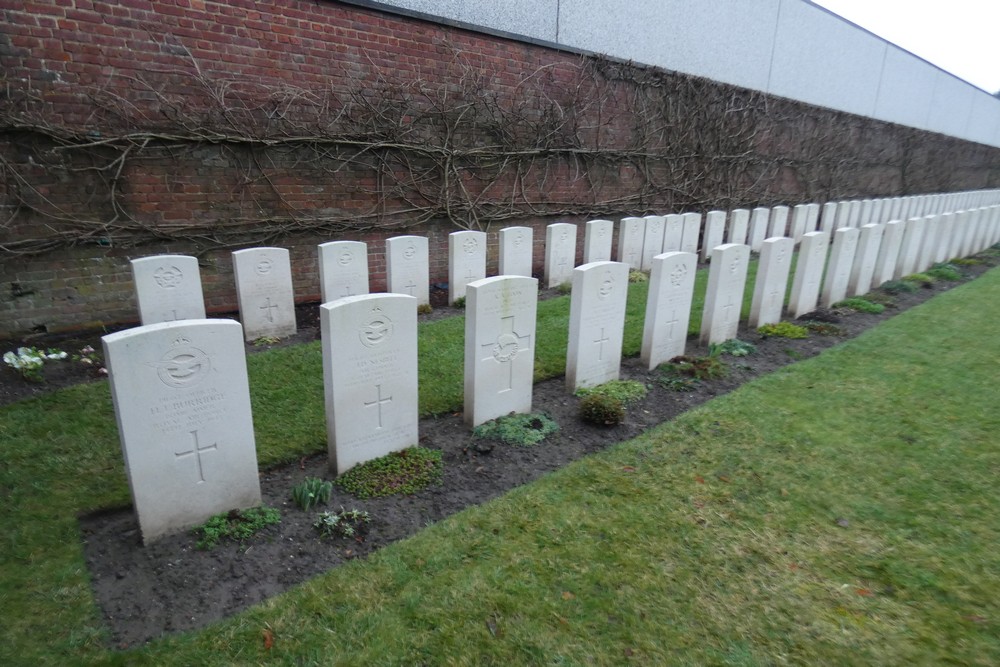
(709, 339, 757, 356)
(627, 270, 649, 284)
(195, 506, 281, 550)
(416, 303, 434, 315)
(578, 393, 625, 427)
(902, 273, 935, 288)
(472, 412, 560, 447)
(952, 257, 982, 266)
(336, 447, 443, 499)
(575, 379, 648, 406)
(291, 477, 333, 511)
(859, 291, 896, 307)
(832, 298, 885, 314)
(665, 354, 726, 380)
(879, 280, 918, 295)
(658, 375, 699, 392)
(926, 263, 962, 281)
(555, 282, 573, 295)
(451, 296, 466, 309)
(757, 322, 808, 339)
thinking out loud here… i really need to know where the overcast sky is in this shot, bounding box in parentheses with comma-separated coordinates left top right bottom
(812, 0, 1000, 94)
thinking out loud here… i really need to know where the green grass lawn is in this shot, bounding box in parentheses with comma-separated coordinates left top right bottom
(2, 261, 999, 665)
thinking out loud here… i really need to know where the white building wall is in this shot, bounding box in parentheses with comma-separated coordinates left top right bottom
(349, 0, 1000, 148)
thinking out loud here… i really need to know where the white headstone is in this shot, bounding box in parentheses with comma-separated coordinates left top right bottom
(499, 226, 534, 277)
(834, 201, 851, 229)
(767, 206, 789, 238)
(747, 207, 769, 252)
(449, 230, 487, 304)
(916, 215, 942, 272)
(663, 213, 685, 251)
(545, 222, 578, 288)
(321, 293, 419, 475)
(933, 214, 955, 264)
(748, 237, 794, 328)
(702, 211, 727, 262)
(566, 261, 630, 391)
(790, 204, 809, 243)
(894, 217, 926, 279)
(821, 227, 860, 307)
(318, 241, 369, 303)
(727, 209, 750, 245)
(386, 235, 430, 306)
(787, 231, 829, 318)
(641, 252, 696, 370)
(819, 202, 838, 234)
(131, 255, 206, 325)
(680, 212, 702, 255)
(232, 247, 297, 341)
(847, 223, 884, 297)
(641, 216, 666, 270)
(872, 220, 906, 288)
(616, 217, 645, 270)
(464, 276, 538, 426)
(102, 319, 261, 544)
(583, 219, 614, 263)
(860, 199, 873, 225)
(847, 200, 862, 227)
(699, 244, 750, 345)
(805, 203, 821, 234)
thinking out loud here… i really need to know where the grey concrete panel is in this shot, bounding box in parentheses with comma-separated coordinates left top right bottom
(874, 46, 936, 131)
(927, 71, 976, 140)
(366, 0, 558, 41)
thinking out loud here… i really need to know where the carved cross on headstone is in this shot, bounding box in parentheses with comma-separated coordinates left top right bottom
(404, 278, 417, 296)
(342, 283, 355, 298)
(364, 384, 392, 429)
(175, 429, 218, 484)
(481, 315, 530, 392)
(593, 327, 610, 361)
(259, 297, 279, 323)
(663, 309, 680, 339)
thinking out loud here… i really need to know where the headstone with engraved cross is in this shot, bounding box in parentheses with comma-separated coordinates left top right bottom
(102, 319, 262, 544)
(321, 293, 419, 474)
(499, 226, 534, 277)
(449, 230, 487, 305)
(318, 241, 370, 304)
(699, 243, 750, 345)
(847, 223, 885, 297)
(386, 235, 430, 306)
(131, 254, 206, 326)
(787, 231, 830, 318)
(565, 261, 630, 391)
(702, 211, 727, 262)
(663, 213, 685, 252)
(545, 222, 578, 288)
(821, 227, 860, 307)
(641, 215, 666, 270)
(463, 276, 538, 427)
(680, 212, 702, 256)
(748, 237, 794, 328)
(767, 206, 790, 239)
(872, 220, 905, 288)
(583, 219, 614, 263)
(616, 217, 645, 271)
(641, 251, 697, 370)
(727, 209, 750, 245)
(232, 247, 297, 341)
(747, 208, 769, 252)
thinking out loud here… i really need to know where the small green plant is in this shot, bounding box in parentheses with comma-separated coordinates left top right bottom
(757, 322, 808, 339)
(336, 447, 443, 499)
(832, 297, 885, 314)
(417, 303, 434, 315)
(2, 346, 68, 382)
(784, 348, 806, 360)
(658, 375, 699, 392)
(578, 393, 626, 427)
(926, 263, 962, 281)
(802, 321, 846, 337)
(666, 354, 727, 380)
(952, 257, 982, 266)
(627, 270, 649, 284)
(473, 412, 560, 447)
(709, 339, 757, 356)
(291, 477, 333, 511)
(859, 291, 896, 307)
(879, 280, 918, 295)
(253, 336, 281, 347)
(313, 508, 370, 539)
(195, 506, 281, 550)
(902, 273, 935, 288)
(451, 296, 466, 309)
(555, 281, 573, 295)
(575, 379, 648, 406)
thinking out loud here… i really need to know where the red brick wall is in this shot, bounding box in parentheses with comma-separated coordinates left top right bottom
(1, 0, 998, 336)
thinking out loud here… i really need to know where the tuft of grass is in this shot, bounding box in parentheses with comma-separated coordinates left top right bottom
(472, 412, 560, 447)
(578, 393, 625, 426)
(757, 322, 808, 339)
(860, 291, 896, 307)
(879, 279, 918, 294)
(195, 506, 281, 550)
(575, 379, 648, 406)
(833, 297, 885, 314)
(926, 263, 962, 281)
(952, 257, 982, 266)
(902, 273, 935, 288)
(709, 339, 757, 356)
(416, 303, 434, 315)
(665, 354, 726, 380)
(451, 296, 466, 309)
(336, 447, 443, 498)
(628, 270, 649, 283)
(554, 281, 573, 295)
(658, 374, 699, 392)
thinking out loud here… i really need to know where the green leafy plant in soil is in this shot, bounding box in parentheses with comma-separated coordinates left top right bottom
(336, 447, 443, 498)
(194, 506, 281, 550)
(451, 296, 465, 309)
(952, 257, 982, 266)
(665, 354, 727, 380)
(554, 281, 573, 295)
(859, 291, 896, 307)
(575, 379, 648, 406)
(473, 412, 560, 447)
(291, 477, 333, 511)
(902, 273, 935, 288)
(710, 338, 757, 356)
(879, 279, 919, 294)
(578, 392, 626, 426)
(802, 321, 847, 337)
(926, 263, 963, 281)
(658, 374, 699, 392)
(628, 270, 649, 283)
(757, 322, 808, 339)
(416, 303, 434, 315)
(313, 508, 370, 540)
(832, 297, 885, 314)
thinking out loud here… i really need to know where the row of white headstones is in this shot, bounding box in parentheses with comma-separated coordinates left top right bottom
(105, 189, 1000, 543)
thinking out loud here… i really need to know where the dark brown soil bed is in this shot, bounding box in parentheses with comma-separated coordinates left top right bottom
(3, 257, 998, 648)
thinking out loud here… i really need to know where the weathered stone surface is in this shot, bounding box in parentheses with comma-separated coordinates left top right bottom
(821, 227, 860, 307)
(640, 252, 696, 370)
(787, 231, 829, 318)
(386, 235, 430, 306)
(449, 231, 487, 304)
(232, 247, 297, 341)
(699, 244, 750, 345)
(545, 223, 577, 288)
(616, 217, 645, 270)
(641, 215, 666, 270)
(748, 237, 793, 328)
(318, 241, 369, 303)
(131, 255, 206, 325)
(583, 219, 614, 263)
(566, 261, 630, 391)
